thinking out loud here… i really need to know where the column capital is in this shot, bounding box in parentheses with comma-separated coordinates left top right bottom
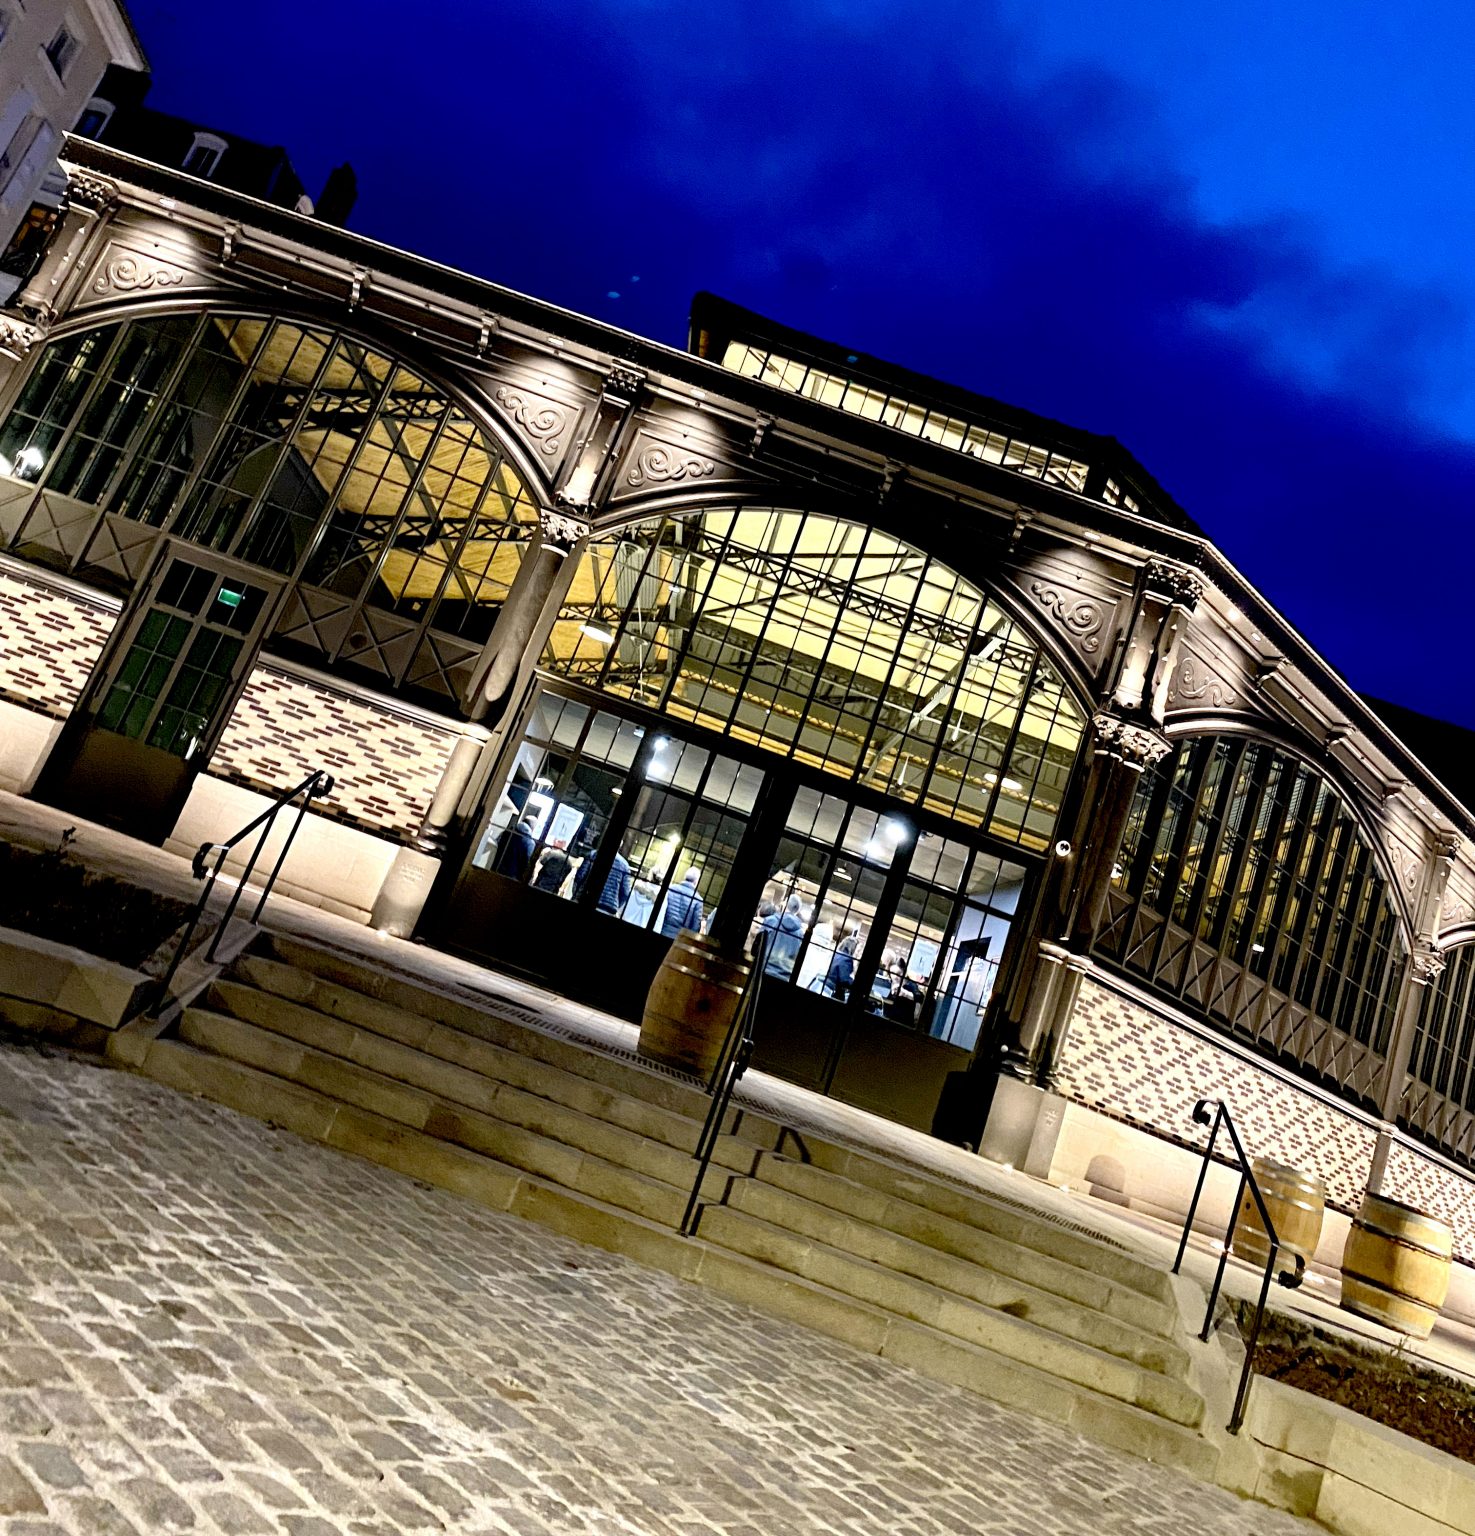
(0, 314, 45, 361)
(1410, 945, 1447, 985)
(1090, 710, 1172, 767)
(539, 507, 592, 550)
(1143, 559, 1204, 611)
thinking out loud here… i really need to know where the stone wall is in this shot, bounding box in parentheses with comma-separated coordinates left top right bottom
(1059, 971, 1475, 1260)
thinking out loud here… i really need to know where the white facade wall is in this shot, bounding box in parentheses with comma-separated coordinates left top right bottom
(0, 0, 144, 284)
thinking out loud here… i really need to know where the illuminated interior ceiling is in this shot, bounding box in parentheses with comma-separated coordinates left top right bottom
(546, 509, 1084, 842)
(219, 317, 535, 604)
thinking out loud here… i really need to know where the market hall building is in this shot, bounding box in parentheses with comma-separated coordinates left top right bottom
(3, 138, 1475, 1257)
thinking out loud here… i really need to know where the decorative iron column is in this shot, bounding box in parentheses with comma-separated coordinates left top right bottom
(996, 710, 1172, 1086)
(368, 509, 589, 932)
(1375, 833, 1458, 1126)
(370, 361, 647, 935)
(975, 559, 1199, 1162)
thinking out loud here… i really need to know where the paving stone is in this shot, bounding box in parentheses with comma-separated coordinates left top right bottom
(0, 1043, 1316, 1535)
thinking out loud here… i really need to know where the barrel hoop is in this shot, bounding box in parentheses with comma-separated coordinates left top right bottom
(657, 961, 746, 996)
(1258, 1194, 1321, 1216)
(1351, 1218, 1450, 1261)
(1342, 1268, 1438, 1307)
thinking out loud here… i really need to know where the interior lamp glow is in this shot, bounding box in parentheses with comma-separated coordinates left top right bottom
(579, 623, 615, 644)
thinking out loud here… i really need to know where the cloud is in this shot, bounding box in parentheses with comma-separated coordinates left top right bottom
(141, 0, 1475, 722)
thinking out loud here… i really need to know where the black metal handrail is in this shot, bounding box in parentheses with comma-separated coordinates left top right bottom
(1172, 1096, 1305, 1434)
(149, 769, 335, 1013)
(679, 934, 770, 1237)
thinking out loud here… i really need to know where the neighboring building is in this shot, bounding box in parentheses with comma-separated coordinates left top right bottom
(2, 138, 1475, 1266)
(73, 64, 356, 223)
(0, 0, 146, 301)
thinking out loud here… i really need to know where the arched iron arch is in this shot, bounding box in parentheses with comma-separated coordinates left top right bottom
(540, 499, 1093, 857)
(0, 302, 550, 706)
(1097, 724, 1413, 1107)
(1161, 713, 1418, 941)
(15, 295, 562, 507)
(585, 490, 1101, 716)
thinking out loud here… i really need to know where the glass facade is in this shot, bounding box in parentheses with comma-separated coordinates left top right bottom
(472, 691, 761, 935)
(475, 685, 1031, 1059)
(1408, 945, 1475, 1143)
(1101, 734, 1407, 1064)
(544, 509, 1085, 853)
(720, 341, 1091, 493)
(0, 311, 537, 701)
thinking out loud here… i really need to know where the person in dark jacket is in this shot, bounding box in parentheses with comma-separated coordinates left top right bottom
(494, 815, 538, 880)
(758, 895, 806, 978)
(532, 839, 573, 894)
(824, 922, 861, 1001)
(575, 844, 633, 914)
(659, 870, 705, 937)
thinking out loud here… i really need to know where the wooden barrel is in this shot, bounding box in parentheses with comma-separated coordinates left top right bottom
(639, 933, 750, 1079)
(1339, 1192, 1453, 1339)
(1231, 1157, 1325, 1275)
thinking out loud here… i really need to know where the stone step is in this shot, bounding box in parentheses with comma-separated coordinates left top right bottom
(257, 940, 1168, 1308)
(751, 1155, 1177, 1338)
(248, 945, 780, 1147)
(209, 974, 763, 1180)
(178, 1009, 727, 1227)
(724, 1175, 1187, 1372)
(131, 1036, 1219, 1483)
(765, 1135, 1176, 1306)
(695, 1202, 1202, 1426)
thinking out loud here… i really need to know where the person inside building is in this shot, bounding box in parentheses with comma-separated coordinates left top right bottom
(576, 840, 633, 915)
(658, 868, 705, 938)
(624, 868, 661, 928)
(797, 904, 839, 991)
(532, 838, 573, 895)
(824, 921, 862, 1001)
(495, 814, 538, 880)
(757, 894, 806, 979)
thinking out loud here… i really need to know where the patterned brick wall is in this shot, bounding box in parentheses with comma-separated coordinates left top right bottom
(1060, 972, 1475, 1258)
(0, 566, 115, 716)
(1058, 975, 1379, 1211)
(212, 669, 464, 842)
(1382, 1141, 1475, 1260)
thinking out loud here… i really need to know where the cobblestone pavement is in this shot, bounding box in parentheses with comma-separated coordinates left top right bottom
(0, 1044, 1313, 1535)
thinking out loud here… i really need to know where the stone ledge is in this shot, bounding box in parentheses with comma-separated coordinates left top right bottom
(1244, 1376, 1475, 1533)
(0, 924, 149, 1031)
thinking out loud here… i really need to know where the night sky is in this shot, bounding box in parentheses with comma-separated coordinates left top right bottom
(125, 1, 1475, 725)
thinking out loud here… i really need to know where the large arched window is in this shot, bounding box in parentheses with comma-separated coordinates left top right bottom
(1406, 944, 1475, 1160)
(543, 509, 1086, 851)
(1099, 734, 1406, 1084)
(0, 311, 537, 698)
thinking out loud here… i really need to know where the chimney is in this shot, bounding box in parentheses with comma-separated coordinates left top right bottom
(315, 162, 357, 226)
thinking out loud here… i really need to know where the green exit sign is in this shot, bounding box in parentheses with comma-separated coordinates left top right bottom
(217, 585, 244, 609)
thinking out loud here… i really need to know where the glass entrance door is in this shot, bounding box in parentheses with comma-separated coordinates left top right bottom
(33, 544, 278, 840)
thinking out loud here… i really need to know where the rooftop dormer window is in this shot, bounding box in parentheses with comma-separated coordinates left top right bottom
(182, 132, 227, 180)
(43, 26, 79, 82)
(74, 98, 114, 139)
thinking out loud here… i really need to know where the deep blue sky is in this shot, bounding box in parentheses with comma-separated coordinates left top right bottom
(127, 1, 1475, 725)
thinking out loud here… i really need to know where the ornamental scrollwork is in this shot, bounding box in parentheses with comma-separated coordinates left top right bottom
(92, 253, 188, 296)
(1386, 841, 1423, 897)
(626, 445, 716, 488)
(1029, 579, 1104, 655)
(1144, 559, 1203, 611)
(1091, 711, 1171, 766)
(1169, 653, 1238, 710)
(1442, 888, 1475, 933)
(494, 386, 567, 458)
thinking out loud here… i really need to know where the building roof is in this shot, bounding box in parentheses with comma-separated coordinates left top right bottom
(690, 292, 1204, 539)
(1363, 698, 1475, 820)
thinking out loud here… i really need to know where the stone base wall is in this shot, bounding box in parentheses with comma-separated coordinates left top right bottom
(0, 558, 468, 854)
(1059, 971, 1475, 1260)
